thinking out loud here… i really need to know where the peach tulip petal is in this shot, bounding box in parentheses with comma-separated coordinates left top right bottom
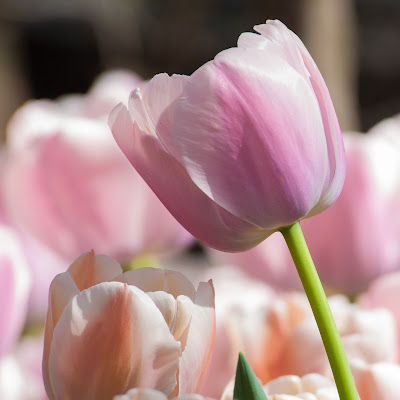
(42, 271, 80, 400)
(68, 251, 122, 291)
(109, 103, 269, 252)
(48, 282, 181, 400)
(352, 361, 400, 400)
(178, 281, 215, 394)
(114, 268, 196, 300)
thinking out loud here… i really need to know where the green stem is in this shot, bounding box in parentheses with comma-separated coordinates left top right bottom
(280, 222, 358, 400)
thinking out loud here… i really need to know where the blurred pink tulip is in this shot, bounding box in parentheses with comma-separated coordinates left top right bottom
(43, 251, 215, 400)
(351, 360, 400, 400)
(358, 270, 400, 361)
(0, 335, 48, 400)
(3, 71, 192, 263)
(212, 121, 400, 293)
(109, 19, 345, 252)
(0, 225, 31, 357)
(198, 266, 396, 398)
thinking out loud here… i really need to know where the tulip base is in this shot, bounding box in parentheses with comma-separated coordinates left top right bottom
(280, 222, 358, 400)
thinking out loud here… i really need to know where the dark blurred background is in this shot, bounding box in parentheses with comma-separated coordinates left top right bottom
(0, 0, 399, 138)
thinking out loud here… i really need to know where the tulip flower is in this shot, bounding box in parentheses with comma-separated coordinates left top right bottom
(43, 251, 215, 400)
(358, 270, 400, 361)
(0, 335, 48, 400)
(109, 19, 345, 252)
(3, 71, 192, 262)
(198, 265, 396, 398)
(221, 374, 339, 400)
(351, 360, 400, 400)
(114, 388, 213, 400)
(210, 117, 400, 294)
(0, 225, 31, 357)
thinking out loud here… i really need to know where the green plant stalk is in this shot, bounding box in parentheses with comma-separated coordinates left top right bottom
(280, 221, 358, 400)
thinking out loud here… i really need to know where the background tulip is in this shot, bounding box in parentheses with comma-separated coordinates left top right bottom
(2, 70, 192, 263)
(211, 119, 400, 293)
(193, 264, 396, 398)
(0, 225, 31, 357)
(43, 252, 215, 400)
(109, 19, 345, 252)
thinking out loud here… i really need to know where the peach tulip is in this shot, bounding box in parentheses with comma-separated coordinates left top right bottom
(0, 225, 31, 357)
(358, 270, 400, 361)
(43, 251, 215, 400)
(3, 70, 191, 263)
(221, 374, 339, 400)
(109, 20, 345, 252)
(351, 360, 400, 400)
(198, 266, 396, 398)
(114, 388, 213, 400)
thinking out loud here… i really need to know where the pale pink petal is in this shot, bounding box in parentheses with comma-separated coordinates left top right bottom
(172, 47, 328, 229)
(109, 104, 269, 252)
(48, 282, 181, 400)
(178, 281, 215, 394)
(0, 227, 31, 357)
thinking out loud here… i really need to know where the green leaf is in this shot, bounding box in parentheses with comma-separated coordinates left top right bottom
(233, 353, 268, 400)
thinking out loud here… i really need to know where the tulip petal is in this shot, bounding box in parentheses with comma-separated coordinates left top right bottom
(114, 388, 168, 400)
(68, 251, 123, 291)
(178, 281, 215, 394)
(109, 103, 270, 252)
(48, 282, 181, 400)
(43, 271, 80, 400)
(172, 46, 328, 229)
(114, 268, 196, 300)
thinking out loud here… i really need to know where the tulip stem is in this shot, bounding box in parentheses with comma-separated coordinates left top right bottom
(280, 221, 358, 400)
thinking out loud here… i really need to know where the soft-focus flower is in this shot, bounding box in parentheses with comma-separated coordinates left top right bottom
(109, 19, 345, 252)
(358, 270, 400, 361)
(197, 266, 396, 398)
(221, 374, 339, 400)
(3, 70, 191, 263)
(0, 225, 31, 357)
(0, 335, 48, 400)
(211, 121, 400, 292)
(43, 251, 215, 400)
(114, 388, 213, 400)
(351, 360, 400, 400)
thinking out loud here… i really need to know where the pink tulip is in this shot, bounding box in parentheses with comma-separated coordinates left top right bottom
(351, 360, 400, 400)
(109, 20, 345, 252)
(3, 76, 192, 262)
(0, 225, 31, 357)
(211, 123, 400, 293)
(0, 335, 49, 400)
(358, 270, 400, 361)
(43, 251, 215, 400)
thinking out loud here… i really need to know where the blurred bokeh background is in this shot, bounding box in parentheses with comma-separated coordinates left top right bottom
(1, 0, 400, 139)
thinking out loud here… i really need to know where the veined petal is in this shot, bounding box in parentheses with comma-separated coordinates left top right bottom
(48, 282, 181, 400)
(109, 104, 269, 251)
(172, 46, 328, 229)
